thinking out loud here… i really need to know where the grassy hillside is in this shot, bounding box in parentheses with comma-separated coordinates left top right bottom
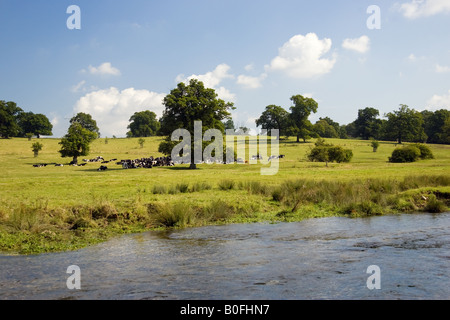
(1, 136, 449, 254)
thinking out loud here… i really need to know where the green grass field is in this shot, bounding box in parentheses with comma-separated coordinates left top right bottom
(1, 136, 449, 254)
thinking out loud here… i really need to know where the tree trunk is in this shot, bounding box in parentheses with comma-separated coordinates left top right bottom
(189, 146, 197, 169)
(72, 155, 78, 165)
(296, 135, 300, 143)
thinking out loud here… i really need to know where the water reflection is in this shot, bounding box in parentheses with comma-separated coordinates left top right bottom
(0, 212, 449, 300)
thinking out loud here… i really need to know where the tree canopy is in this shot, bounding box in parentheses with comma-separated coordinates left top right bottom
(353, 107, 382, 140)
(127, 110, 160, 137)
(59, 122, 98, 164)
(70, 112, 100, 138)
(255, 105, 289, 138)
(0, 100, 23, 138)
(313, 118, 339, 138)
(17, 112, 53, 138)
(159, 79, 235, 169)
(421, 109, 450, 144)
(384, 105, 426, 144)
(288, 95, 318, 142)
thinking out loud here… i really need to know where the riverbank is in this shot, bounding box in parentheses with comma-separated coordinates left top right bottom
(1, 176, 449, 255)
(0, 137, 449, 255)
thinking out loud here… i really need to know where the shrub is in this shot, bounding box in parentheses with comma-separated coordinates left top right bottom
(307, 146, 329, 163)
(31, 142, 43, 157)
(411, 144, 434, 160)
(308, 145, 353, 164)
(138, 138, 145, 148)
(389, 146, 421, 163)
(315, 138, 331, 147)
(370, 140, 380, 152)
(327, 146, 353, 163)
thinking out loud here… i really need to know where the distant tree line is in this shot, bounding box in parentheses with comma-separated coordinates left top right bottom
(344, 105, 449, 144)
(0, 100, 53, 138)
(253, 98, 449, 145)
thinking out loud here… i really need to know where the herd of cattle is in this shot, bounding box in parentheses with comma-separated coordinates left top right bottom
(32, 154, 285, 170)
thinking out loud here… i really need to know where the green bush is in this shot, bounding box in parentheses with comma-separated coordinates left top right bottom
(389, 144, 434, 163)
(370, 140, 380, 152)
(411, 143, 434, 160)
(328, 146, 353, 163)
(389, 146, 421, 163)
(308, 145, 353, 164)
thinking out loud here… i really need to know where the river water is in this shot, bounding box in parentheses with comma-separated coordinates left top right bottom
(0, 212, 449, 300)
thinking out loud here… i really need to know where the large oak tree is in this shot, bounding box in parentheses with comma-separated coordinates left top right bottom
(255, 105, 289, 139)
(288, 95, 318, 142)
(0, 100, 23, 138)
(17, 112, 53, 138)
(158, 79, 234, 169)
(384, 105, 426, 144)
(59, 113, 99, 164)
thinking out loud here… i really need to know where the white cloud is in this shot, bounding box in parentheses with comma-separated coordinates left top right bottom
(176, 64, 236, 101)
(435, 64, 450, 73)
(266, 33, 336, 79)
(71, 80, 86, 93)
(73, 87, 166, 137)
(244, 63, 254, 71)
(83, 62, 121, 76)
(236, 73, 267, 89)
(427, 90, 450, 109)
(342, 36, 370, 53)
(399, 0, 450, 19)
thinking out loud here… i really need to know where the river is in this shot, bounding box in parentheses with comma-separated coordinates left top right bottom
(0, 212, 449, 300)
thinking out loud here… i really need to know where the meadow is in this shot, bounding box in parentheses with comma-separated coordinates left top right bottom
(0, 136, 449, 254)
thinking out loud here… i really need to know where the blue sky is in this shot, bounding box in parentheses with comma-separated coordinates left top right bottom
(1, 0, 450, 137)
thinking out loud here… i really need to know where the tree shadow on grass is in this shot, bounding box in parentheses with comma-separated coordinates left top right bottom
(164, 166, 204, 171)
